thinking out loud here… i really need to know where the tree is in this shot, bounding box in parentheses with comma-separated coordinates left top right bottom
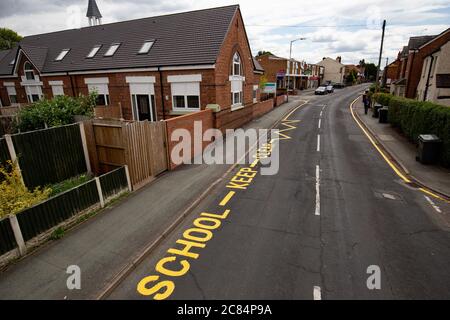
(365, 63, 377, 81)
(0, 160, 51, 218)
(15, 93, 97, 133)
(257, 51, 273, 57)
(346, 70, 357, 85)
(0, 28, 23, 50)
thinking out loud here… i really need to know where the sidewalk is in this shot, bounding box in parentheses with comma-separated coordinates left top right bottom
(354, 98, 450, 198)
(0, 97, 307, 300)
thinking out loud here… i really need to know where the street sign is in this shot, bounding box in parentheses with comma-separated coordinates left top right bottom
(263, 82, 277, 94)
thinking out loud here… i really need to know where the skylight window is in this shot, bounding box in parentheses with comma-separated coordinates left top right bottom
(104, 43, 120, 57)
(138, 41, 154, 54)
(55, 49, 70, 61)
(87, 45, 102, 58)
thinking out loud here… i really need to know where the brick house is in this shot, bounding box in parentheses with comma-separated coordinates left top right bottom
(316, 57, 345, 84)
(416, 28, 450, 106)
(382, 56, 400, 88)
(255, 53, 305, 94)
(0, 4, 265, 131)
(391, 30, 450, 100)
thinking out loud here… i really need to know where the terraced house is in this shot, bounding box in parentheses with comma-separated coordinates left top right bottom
(0, 3, 265, 131)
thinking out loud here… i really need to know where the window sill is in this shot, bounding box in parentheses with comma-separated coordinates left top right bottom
(231, 104, 244, 112)
(170, 109, 200, 115)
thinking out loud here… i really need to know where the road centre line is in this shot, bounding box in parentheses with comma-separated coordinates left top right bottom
(424, 195, 442, 213)
(313, 286, 322, 300)
(317, 134, 320, 152)
(315, 165, 320, 216)
(318, 119, 321, 129)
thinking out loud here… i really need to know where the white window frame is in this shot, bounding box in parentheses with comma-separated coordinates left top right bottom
(168, 74, 202, 112)
(55, 49, 70, 61)
(87, 45, 102, 58)
(104, 43, 121, 57)
(4, 83, 18, 105)
(24, 62, 35, 81)
(85, 77, 110, 106)
(232, 52, 242, 76)
(126, 76, 157, 121)
(49, 80, 64, 96)
(230, 52, 245, 110)
(138, 41, 154, 54)
(25, 85, 43, 103)
(253, 85, 258, 103)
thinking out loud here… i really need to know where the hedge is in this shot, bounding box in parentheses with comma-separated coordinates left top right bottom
(373, 93, 450, 167)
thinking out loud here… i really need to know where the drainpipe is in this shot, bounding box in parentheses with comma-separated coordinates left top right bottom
(69, 73, 76, 97)
(158, 67, 166, 120)
(423, 55, 434, 102)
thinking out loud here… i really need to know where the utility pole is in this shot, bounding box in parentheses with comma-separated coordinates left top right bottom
(375, 20, 386, 93)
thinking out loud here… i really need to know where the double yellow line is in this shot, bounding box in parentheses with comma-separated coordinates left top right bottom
(349, 96, 449, 204)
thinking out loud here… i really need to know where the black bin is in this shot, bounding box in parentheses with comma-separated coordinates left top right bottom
(416, 134, 441, 165)
(379, 107, 388, 123)
(372, 103, 382, 118)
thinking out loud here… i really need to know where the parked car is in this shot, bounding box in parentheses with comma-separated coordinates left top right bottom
(333, 83, 345, 89)
(326, 85, 334, 93)
(315, 86, 328, 95)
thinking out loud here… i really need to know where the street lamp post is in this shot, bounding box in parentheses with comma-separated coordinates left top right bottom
(287, 37, 306, 102)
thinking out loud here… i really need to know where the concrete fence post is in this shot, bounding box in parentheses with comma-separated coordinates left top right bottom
(4, 134, 25, 186)
(124, 165, 133, 192)
(79, 122, 92, 174)
(95, 177, 105, 208)
(9, 215, 27, 256)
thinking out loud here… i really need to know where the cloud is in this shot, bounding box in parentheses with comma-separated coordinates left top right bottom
(0, 0, 449, 65)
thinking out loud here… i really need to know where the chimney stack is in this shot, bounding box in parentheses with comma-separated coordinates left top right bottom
(336, 56, 342, 63)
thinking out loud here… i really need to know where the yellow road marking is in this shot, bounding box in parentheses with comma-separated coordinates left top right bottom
(250, 158, 259, 168)
(219, 191, 235, 206)
(350, 96, 449, 204)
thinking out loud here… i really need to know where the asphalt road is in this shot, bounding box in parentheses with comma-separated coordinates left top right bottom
(109, 84, 450, 300)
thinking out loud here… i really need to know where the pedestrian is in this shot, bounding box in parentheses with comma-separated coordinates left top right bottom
(362, 90, 370, 115)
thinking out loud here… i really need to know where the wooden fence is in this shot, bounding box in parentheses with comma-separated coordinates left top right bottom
(0, 166, 130, 257)
(5, 123, 88, 189)
(83, 120, 168, 190)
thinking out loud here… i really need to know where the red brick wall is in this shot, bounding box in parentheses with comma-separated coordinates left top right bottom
(165, 109, 214, 169)
(252, 99, 273, 118)
(276, 94, 287, 106)
(256, 54, 286, 83)
(213, 8, 260, 130)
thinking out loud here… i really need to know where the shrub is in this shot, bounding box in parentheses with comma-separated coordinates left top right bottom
(373, 93, 450, 167)
(0, 160, 51, 218)
(14, 92, 97, 133)
(373, 93, 393, 106)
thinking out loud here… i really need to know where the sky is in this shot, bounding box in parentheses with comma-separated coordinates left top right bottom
(1, 0, 449, 66)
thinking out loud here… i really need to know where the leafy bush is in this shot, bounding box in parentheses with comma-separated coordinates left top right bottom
(14, 93, 97, 133)
(373, 93, 450, 167)
(373, 92, 393, 106)
(0, 160, 51, 218)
